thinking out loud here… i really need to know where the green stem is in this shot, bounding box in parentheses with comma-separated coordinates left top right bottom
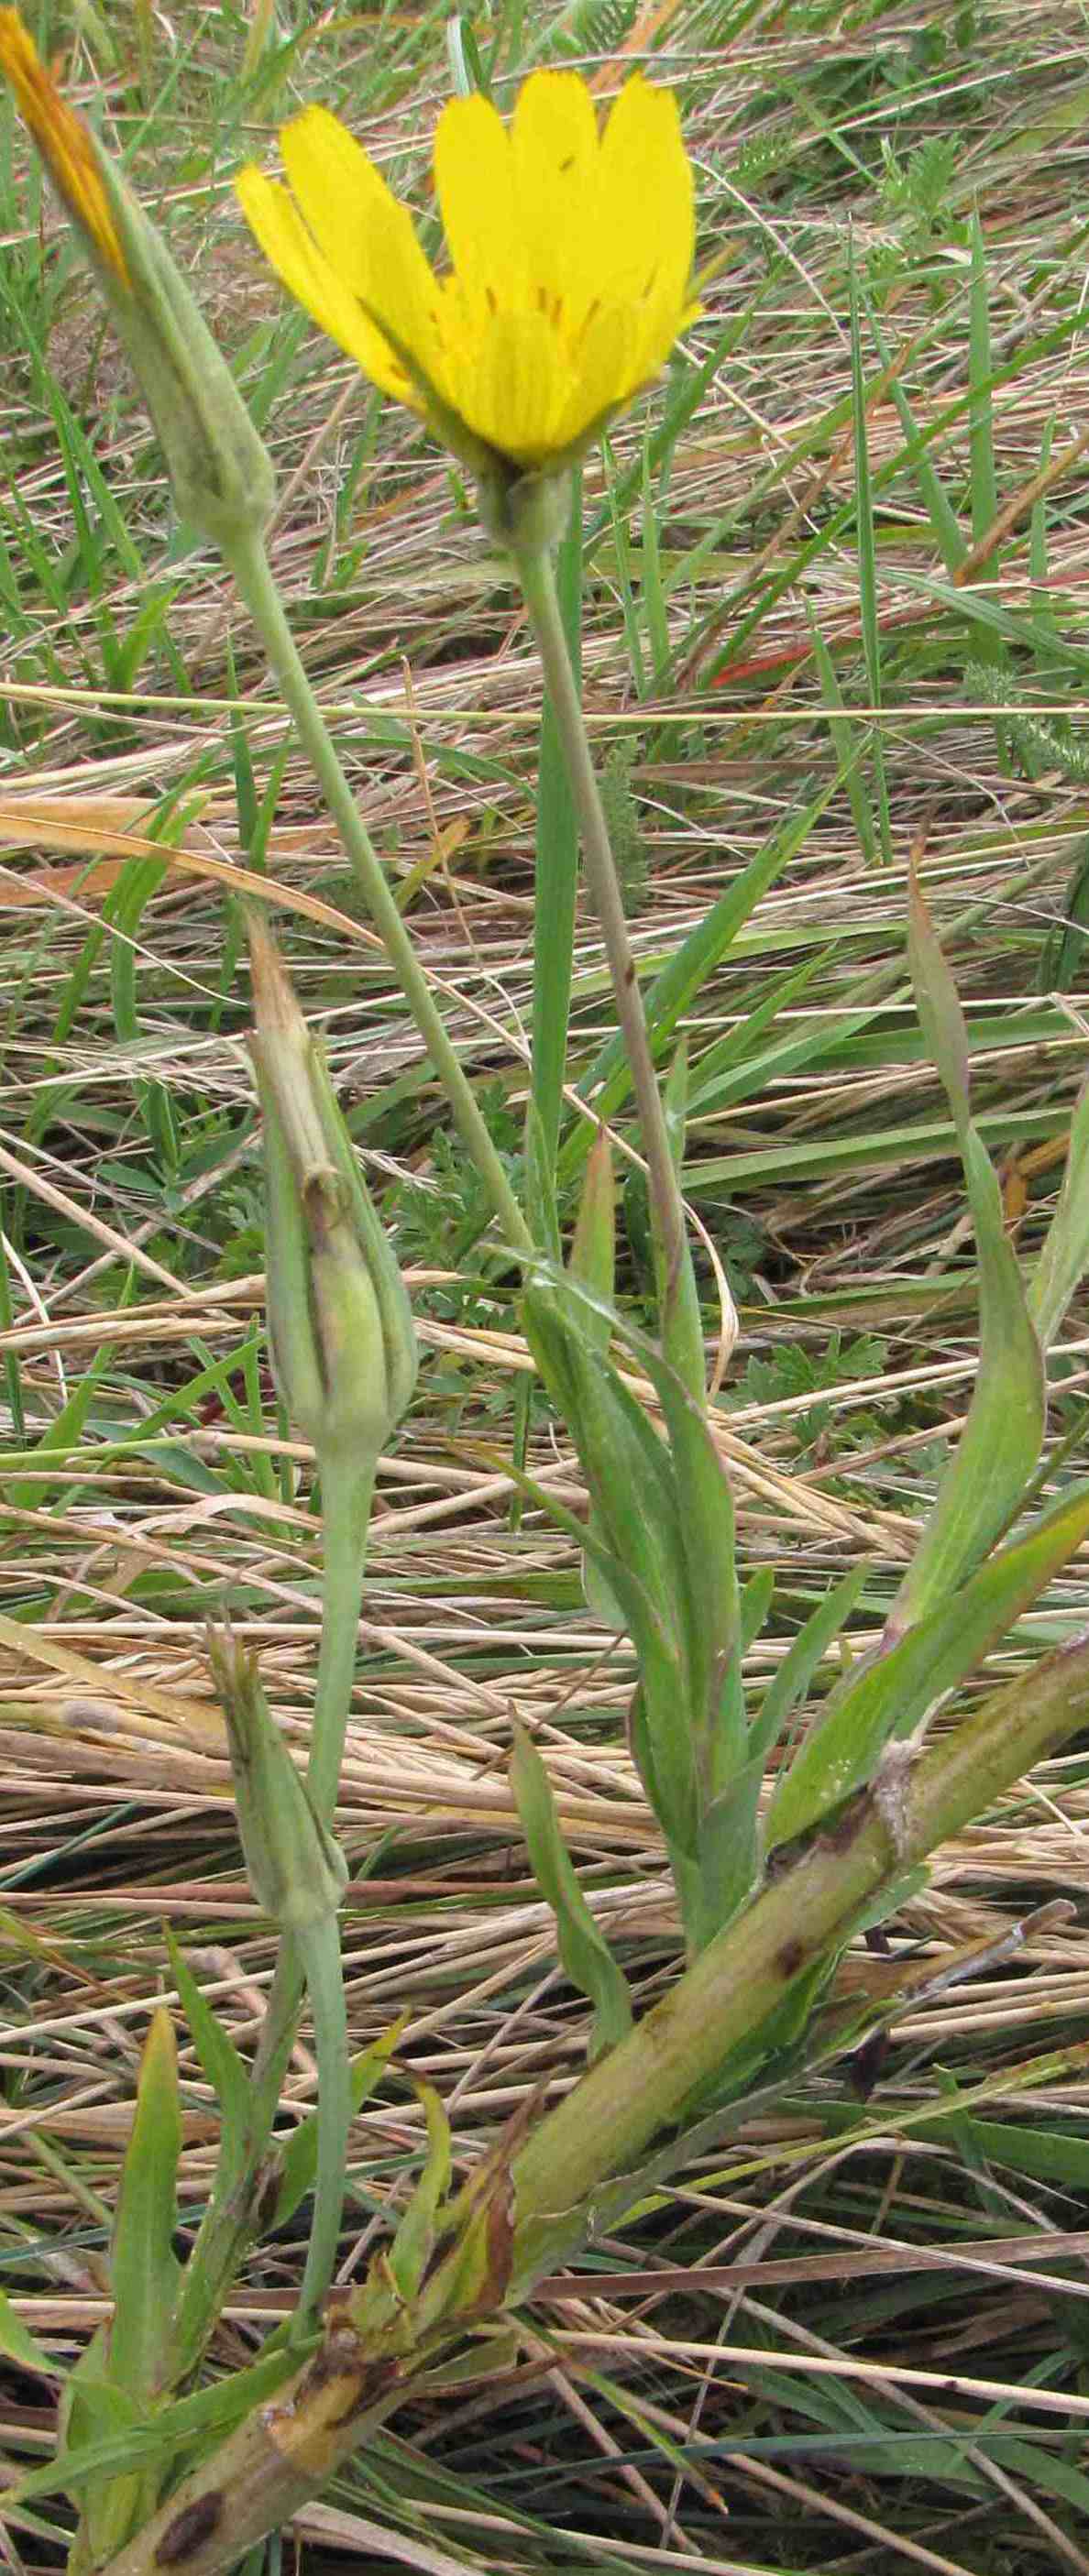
(168, 1460, 370, 2378)
(225, 526, 531, 1261)
(309, 1453, 374, 1825)
(512, 524, 688, 1324)
(102, 1629, 1089, 2576)
(296, 1914, 351, 2321)
(291, 1454, 375, 2313)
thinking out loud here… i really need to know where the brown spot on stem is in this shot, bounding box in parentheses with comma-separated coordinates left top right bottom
(154, 2492, 224, 2566)
(822, 1792, 867, 1853)
(775, 1936, 808, 1980)
(326, 2353, 402, 2430)
(298, 2328, 366, 2403)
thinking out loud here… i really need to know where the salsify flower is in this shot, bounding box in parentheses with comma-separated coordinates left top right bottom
(0, 7, 274, 544)
(236, 69, 697, 482)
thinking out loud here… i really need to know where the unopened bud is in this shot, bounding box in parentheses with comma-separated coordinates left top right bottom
(210, 1628, 347, 1930)
(0, 9, 274, 548)
(249, 917, 418, 1468)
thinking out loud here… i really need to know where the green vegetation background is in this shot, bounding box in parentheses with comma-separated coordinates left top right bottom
(3, 2, 1089, 2568)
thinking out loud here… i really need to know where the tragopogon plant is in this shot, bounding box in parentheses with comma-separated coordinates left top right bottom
(2, 22, 1088, 2576)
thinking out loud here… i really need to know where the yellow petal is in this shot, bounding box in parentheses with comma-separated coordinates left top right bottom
(235, 164, 414, 404)
(434, 90, 516, 301)
(624, 277, 692, 400)
(552, 301, 632, 450)
(597, 74, 694, 316)
(444, 303, 565, 464)
(510, 70, 600, 310)
(0, 5, 126, 280)
(279, 104, 437, 370)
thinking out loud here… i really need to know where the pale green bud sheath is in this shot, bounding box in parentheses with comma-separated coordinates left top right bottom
(210, 1630, 350, 2320)
(211, 1628, 347, 1930)
(249, 916, 418, 1476)
(93, 157, 276, 547)
(0, 11, 273, 550)
(249, 917, 417, 1822)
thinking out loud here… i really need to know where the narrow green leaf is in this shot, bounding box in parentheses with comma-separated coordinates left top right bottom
(0, 2291, 60, 2382)
(891, 1123, 1044, 1632)
(512, 1722, 632, 2061)
(767, 1483, 1089, 1850)
(560, 783, 830, 1183)
(8, 1344, 110, 1515)
(640, 441, 671, 687)
(688, 1752, 764, 1954)
(895, 875, 1045, 1629)
(109, 2008, 182, 2406)
(968, 212, 1001, 570)
(1029, 1077, 1089, 1347)
(165, 1932, 250, 2209)
(875, 337, 966, 577)
(807, 615, 877, 869)
(522, 1288, 685, 1633)
(740, 1568, 776, 1652)
(566, 1129, 615, 1356)
(524, 1101, 563, 1264)
(389, 2080, 452, 2301)
(685, 946, 830, 1111)
(848, 247, 892, 866)
(60, 2335, 149, 2567)
(908, 866, 972, 1140)
(604, 433, 648, 695)
(751, 1567, 866, 1766)
(655, 1046, 707, 1403)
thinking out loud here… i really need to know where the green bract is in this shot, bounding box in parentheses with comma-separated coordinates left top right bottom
(249, 918, 418, 1472)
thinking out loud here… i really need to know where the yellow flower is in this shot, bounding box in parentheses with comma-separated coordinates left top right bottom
(236, 69, 697, 476)
(0, 5, 126, 280)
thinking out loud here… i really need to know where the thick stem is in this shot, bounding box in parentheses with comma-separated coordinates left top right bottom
(102, 1629, 1089, 2576)
(508, 1628, 1089, 2275)
(512, 530, 688, 1324)
(224, 526, 531, 1262)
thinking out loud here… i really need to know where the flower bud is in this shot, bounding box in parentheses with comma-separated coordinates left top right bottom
(248, 917, 418, 1469)
(0, 10, 274, 548)
(209, 1628, 347, 1930)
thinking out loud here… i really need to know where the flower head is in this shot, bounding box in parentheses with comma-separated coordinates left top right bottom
(0, 8, 274, 546)
(0, 5, 126, 279)
(236, 69, 697, 478)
